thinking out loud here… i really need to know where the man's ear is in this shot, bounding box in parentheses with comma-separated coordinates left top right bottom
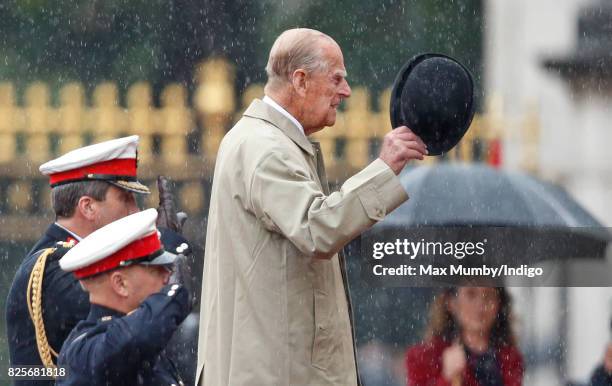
(76, 196, 97, 221)
(109, 271, 129, 298)
(291, 69, 307, 97)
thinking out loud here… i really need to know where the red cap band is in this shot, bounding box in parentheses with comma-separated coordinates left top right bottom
(49, 158, 137, 186)
(74, 232, 161, 279)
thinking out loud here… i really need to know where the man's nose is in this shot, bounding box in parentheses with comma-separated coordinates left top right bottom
(340, 79, 351, 98)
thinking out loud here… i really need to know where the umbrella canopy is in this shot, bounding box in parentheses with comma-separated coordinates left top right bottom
(360, 163, 611, 286)
(383, 163, 604, 228)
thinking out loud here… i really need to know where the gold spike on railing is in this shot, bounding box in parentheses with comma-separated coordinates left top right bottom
(0, 83, 19, 163)
(160, 83, 192, 165)
(92, 82, 125, 143)
(344, 87, 371, 169)
(127, 81, 154, 162)
(237, 83, 264, 120)
(24, 83, 54, 162)
(194, 58, 235, 159)
(58, 82, 86, 154)
(8, 180, 33, 212)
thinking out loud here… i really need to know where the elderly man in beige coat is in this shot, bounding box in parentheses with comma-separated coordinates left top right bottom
(197, 28, 428, 386)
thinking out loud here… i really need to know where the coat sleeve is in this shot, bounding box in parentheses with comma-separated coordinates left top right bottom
(66, 285, 191, 375)
(248, 149, 408, 259)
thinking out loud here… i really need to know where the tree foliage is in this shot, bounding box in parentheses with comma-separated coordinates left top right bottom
(0, 0, 482, 105)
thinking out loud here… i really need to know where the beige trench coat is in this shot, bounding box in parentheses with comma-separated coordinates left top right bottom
(197, 99, 408, 386)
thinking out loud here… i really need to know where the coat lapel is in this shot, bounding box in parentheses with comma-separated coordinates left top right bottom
(243, 99, 315, 157)
(310, 141, 330, 195)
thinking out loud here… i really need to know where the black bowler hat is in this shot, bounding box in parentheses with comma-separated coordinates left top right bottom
(390, 53, 475, 155)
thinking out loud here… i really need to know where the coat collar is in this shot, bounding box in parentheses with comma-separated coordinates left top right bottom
(243, 99, 315, 157)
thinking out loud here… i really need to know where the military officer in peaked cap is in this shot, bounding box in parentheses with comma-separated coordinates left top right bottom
(56, 208, 191, 386)
(5, 136, 190, 386)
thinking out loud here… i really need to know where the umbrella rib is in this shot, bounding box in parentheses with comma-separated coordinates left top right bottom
(510, 174, 580, 227)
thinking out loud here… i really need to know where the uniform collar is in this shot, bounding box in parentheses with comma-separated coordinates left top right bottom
(44, 223, 79, 243)
(87, 303, 125, 323)
(243, 99, 315, 157)
(53, 222, 82, 241)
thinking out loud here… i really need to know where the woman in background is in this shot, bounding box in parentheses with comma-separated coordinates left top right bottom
(406, 287, 523, 386)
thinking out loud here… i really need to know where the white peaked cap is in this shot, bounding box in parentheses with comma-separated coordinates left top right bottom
(60, 208, 176, 279)
(39, 135, 150, 194)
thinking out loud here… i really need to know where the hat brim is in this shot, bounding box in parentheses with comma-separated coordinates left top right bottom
(390, 53, 475, 156)
(139, 250, 177, 266)
(109, 180, 151, 194)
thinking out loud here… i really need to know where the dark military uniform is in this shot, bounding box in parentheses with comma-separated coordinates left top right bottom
(5, 224, 190, 386)
(6, 224, 84, 386)
(56, 284, 191, 386)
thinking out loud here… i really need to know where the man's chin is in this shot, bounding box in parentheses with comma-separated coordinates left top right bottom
(326, 113, 337, 127)
(305, 117, 336, 135)
(307, 126, 325, 136)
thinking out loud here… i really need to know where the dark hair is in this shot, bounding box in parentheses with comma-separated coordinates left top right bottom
(425, 287, 516, 347)
(51, 180, 111, 218)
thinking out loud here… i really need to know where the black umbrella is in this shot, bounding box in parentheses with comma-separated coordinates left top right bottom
(359, 163, 611, 287)
(385, 163, 604, 228)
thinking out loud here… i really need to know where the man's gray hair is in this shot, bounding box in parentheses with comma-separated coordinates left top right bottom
(265, 28, 334, 90)
(51, 180, 110, 218)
